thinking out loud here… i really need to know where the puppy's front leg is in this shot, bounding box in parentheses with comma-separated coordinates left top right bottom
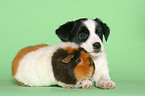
(96, 74, 116, 89)
(93, 52, 116, 89)
(79, 80, 93, 88)
(62, 80, 93, 88)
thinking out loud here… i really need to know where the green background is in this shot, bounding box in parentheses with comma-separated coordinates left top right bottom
(0, 0, 145, 96)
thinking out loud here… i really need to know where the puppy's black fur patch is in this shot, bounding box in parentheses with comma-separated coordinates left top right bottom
(56, 18, 110, 44)
(56, 18, 88, 44)
(94, 18, 110, 41)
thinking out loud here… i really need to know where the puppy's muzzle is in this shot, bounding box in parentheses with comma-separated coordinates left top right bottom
(93, 42, 101, 53)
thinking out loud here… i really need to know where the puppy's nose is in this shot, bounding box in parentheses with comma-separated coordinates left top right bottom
(93, 42, 101, 49)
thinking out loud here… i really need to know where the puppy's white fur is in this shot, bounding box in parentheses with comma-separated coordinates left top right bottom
(81, 19, 116, 88)
(14, 42, 79, 86)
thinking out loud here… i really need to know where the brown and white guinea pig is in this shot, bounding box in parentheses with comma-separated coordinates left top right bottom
(12, 42, 95, 88)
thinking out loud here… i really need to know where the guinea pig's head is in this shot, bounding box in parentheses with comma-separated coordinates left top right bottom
(52, 46, 95, 85)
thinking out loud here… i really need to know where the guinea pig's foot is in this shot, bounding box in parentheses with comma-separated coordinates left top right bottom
(79, 80, 93, 88)
(97, 80, 116, 89)
(63, 85, 74, 88)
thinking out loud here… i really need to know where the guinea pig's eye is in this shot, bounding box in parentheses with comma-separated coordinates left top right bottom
(76, 58, 82, 63)
(79, 33, 88, 40)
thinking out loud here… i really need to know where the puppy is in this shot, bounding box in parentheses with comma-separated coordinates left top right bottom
(56, 18, 116, 89)
(12, 42, 95, 88)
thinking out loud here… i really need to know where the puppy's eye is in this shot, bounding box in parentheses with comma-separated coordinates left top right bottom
(76, 58, 82, 63)
(98, 32, 102, 37)
(79, 33, 88, 40)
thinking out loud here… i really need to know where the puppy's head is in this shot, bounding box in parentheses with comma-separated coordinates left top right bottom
(52, 47, 95, 84)
(56, 18, 110, 56)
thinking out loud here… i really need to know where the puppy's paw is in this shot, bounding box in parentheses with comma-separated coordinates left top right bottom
(79, 80, 93, 88)
(63, 85, 74, 88)
(97, 80, 116, 89)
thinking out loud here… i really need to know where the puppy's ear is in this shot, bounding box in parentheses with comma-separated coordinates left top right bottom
(56, 21, 75, 42)
(94, 18, 110, 41)
(62, 54, 74, 63)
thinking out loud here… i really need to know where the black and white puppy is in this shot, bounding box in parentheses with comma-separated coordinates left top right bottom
(56, 18, 116, 89)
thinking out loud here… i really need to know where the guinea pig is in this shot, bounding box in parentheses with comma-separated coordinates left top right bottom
(12, 42, 95, 88)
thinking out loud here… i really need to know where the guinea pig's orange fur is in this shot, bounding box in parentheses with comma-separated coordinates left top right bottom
(64, 47, 78, 54)
(13, 78, 29, 86)
(74, 51, 94, 81)
(12, 44, 48, 77)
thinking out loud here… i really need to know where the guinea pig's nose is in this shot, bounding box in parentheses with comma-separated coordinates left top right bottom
(93, 42, 101, 49)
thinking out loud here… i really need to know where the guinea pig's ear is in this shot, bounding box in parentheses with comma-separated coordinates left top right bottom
(56, 21, 75, 42)
(62, 54, 74, 64)
(94, 18, 110, 41)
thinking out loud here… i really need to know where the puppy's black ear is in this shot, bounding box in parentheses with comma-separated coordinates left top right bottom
(56, 21, 75, 42)
(94, 18, 110, 41)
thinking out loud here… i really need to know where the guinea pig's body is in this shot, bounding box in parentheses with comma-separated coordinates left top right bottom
(12, 42, 95, 88)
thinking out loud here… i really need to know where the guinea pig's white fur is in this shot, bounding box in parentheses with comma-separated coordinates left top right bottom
(12, 42, 94, 88)
(12, 42, 79, 86)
